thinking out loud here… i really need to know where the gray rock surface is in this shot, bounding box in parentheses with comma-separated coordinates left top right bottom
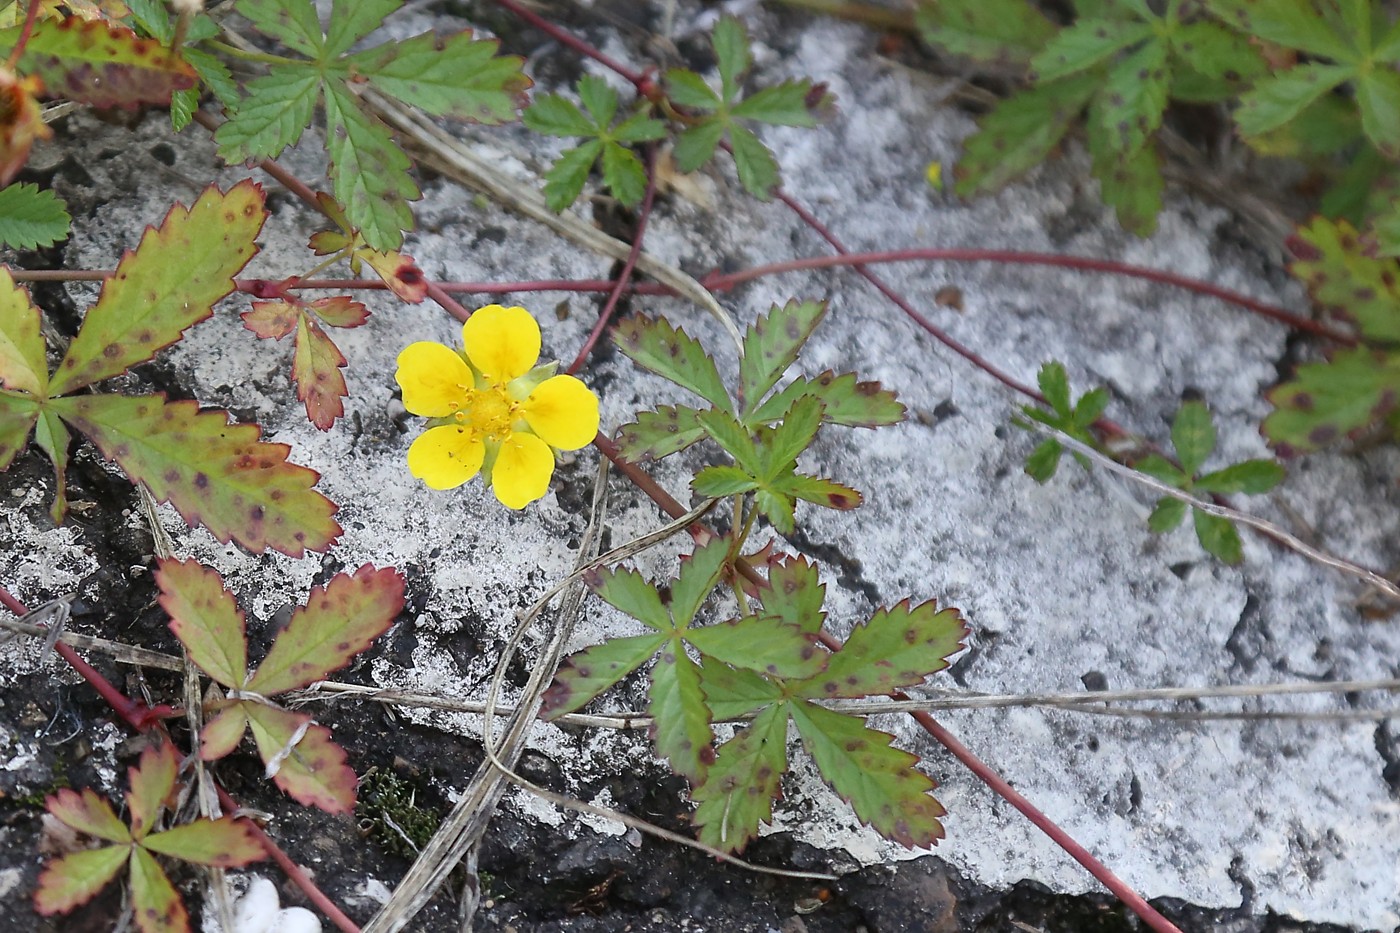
(4, 3, 1400, 930)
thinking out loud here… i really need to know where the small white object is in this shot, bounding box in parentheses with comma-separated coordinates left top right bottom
(229, 877, 322, 933)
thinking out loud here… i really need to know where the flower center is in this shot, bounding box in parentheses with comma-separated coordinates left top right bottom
(465, 385, 520, 440)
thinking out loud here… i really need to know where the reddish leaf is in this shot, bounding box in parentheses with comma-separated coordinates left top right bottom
(8, 16, 196, 108)
(33, 845, 129, 915)
(308, 295, 369, 328)
(156, 558, 248, 690)
(143, 817, 265, 867)
(128, 847, 187, 933)
(241, 300, 300, 340)
(247, 565, 404, 695)
(0, 67, 50, 187)
(245, 703, 357, 813)
(199, 704, 249, 760)
(291, 314, 350, 431)
(358, 247, 427, 303)
(125, 743, 177, 840)
(45, 787, 129, 843)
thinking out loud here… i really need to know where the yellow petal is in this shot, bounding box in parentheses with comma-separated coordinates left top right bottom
(490, 432, 554, 509)
(463, 305, 540, 382)
(521, 375, 599, 451)
(407, 425, 485, 490)
(396, 342, 472, 417)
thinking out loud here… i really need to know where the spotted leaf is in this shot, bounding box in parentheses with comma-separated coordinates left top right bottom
(1264, 348, 1400, 452)
(685, 614, 825, 679)
(648, 640, 714, 784)
(614, 315, 731, 411)
(737, 299, 826, 413)
(0, 16, 195, 108)
(540, 632, 667, 719)
(291, 313, 350, 431)
(128, 845, 186, 933)
(801, 600, 967, 699)
(692, 703, 789, 852)
(33, 845, 129, 916)
(156, 557, 248, 689)
(142, 817, 265, 867)
(614, 403, 706, 461)
(245, 703, 357, 813)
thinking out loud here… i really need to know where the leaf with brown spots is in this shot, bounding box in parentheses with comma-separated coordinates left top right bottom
(128, 846, 188, 933)
(0, 68, 50, 187)
(788, 700, 946, 848)
(241, 299, 300, 340)
(142, 817, 265, 867)
(156, 557, 248, 689)
(307, 295, 370, 328)
(124, 743, 178, 840)
(737, 299, 826, 414)
(0, 15, 195, 109)
(245, 703, 358, 813)
(540, 632, 666, 719)
(756, 557, 826, 637)
(33, 845, 129, 916)
(291, 312, 350, 430)
(614, 315, 731, 411)
(50, 392, 341, 556)
(246, 564, 404, 696)
(648, 639, 715, 784)
(692, 703, 788, 852)
(0, 265, 48, 395)
(50, 181, 266, 395)
(800, 600, 967, 699)
(614, 403, 706, 462)
(749, 369, 905, 429)
(685, 614, 826, 679)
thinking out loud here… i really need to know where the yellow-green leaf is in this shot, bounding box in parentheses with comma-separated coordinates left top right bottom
(245, 703, 357, 813)
(127, 846, 187, 933)
(0, 265, 47, 395)
(143, 817, 265, 867)
(33, 845, 129, 916)
(155, 557, 248, 689)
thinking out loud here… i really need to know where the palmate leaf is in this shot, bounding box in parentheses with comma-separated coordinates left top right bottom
(0, 183, 69, 249)
(1263, 348, 1400, 452)
(954, 73, 1098, 196)
(648, 642, 714, 783)
(788, 700, 946, 848)
(51, 181, 266, 395)
(539, 632, 666, 718)
(685, 614, 824, 679)
(128, 846, 186, 933)
(141, 817, 264, 866)
(0, 16, 195, 108)
(1030, 18, 1152, 83)
(615, 404, 706, 461)
(33, 846, 129, 916)
(246, 564, 404, 695)
(738, 299, 827, 412)
(51, 393, 341, 556)
(1235, 64, 1352, 138)
(614, 315, 731, 411)
(803, 600, 967, 699)
(245, 702, 357, 813)
(749, 370, 904, 427)
(692, 703, 788, 851)
(1290, 217, 1400, 341)
(1204, 0, 1355, 61)
(348, 30, 530, 124)
(155, 557, 248, 689)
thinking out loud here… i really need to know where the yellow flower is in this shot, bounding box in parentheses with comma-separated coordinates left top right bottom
(395, 305, 599, 509)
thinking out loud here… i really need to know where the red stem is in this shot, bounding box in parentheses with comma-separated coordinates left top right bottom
(567, 146, 658, 374)
(490, 0, 648, 91)
(7, 0, 41, 68)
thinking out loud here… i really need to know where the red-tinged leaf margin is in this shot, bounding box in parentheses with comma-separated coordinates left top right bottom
(0, 68, 51, 187)
(45, 787, 129, 843)
(241, 300, 300, 340)
(0, 264, 47, 395)
(308, 295, 370, 328)
(809, 600, 968, 699)
(358, 247, 427, 303)
(291, 313, 350, 431)
(8, 17, 196, 109)
(246, 564, 404, 696)
(50, 393, 342, 557)
(540, 632, 667, 719)
(142, 817, 266, 867)
(692, 703, 790, 852)
(244, 703, 357, 813)
(648, 641, 715, 784)
(125, 743, 177, 840)
(156, 557, 248, 690)
(199, 703, 250, 760)
(33, 845, 129, 916)
(128, 846, 187, 933)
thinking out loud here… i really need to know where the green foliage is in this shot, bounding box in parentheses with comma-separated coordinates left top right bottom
(522, 74, 667, 211)
(1012, 361, 1109, 482)
(357, 767, 442, 859)
(0, 183, 70, 249)
(125, 0, 238, 130)
(663, 16, 835, 199)
(614, 300, 901, 532)
(34, 743, 265, 932)
(215, 0, 530, 249)
(157, 557, 404, 813)
(0, 182, 342, 555)
(1264, 217, 1400, 451)
(1135, 401, 1283, 564)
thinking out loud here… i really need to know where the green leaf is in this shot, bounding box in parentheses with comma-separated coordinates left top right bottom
(1147, 496, 1188, 532)
(291, 313, 350, 430)
(33, 846, 129, 916)
(1096, 39, 1171, 156)
(686, 614, 824, 679)
(692, 464, 760, 498)
(0, 183, 69, 250)
(738, 299, 827, 413)
(729, 123, 780, 199)
(954, 73, 1098, 195)
(612, 110, 667, 143)
(590, 565, 671, 631)
(755, 487, 796, 534)
(1290, 217, 1400, 342)
(32, 409, 69, 524)
(1092, 138, 1163, 236)
(600, 141, 648, 206)
(763, 394, 824, 477)
(125, 743, 176, 840)
(0, 266, 47, 395)
(712, 16, 750, 103)
(1169, 20, 1265, 84)
(214, 67, 321, 162)
(576, 74, 618, 126)
(665, 68, 723, 111)
(1263, 349, 1400, 451)
(128, 846, 187, 933)
(51, 181, 267, 395)
(247, 565, 403, 695)
(1194, 459, 1285, 495)
(0, 393, 38, 472)
(731, 81, 826, 127)
(324, 0, 399, 58)
(760, 557, 826, 636)
(805, 600, 966, 699)
(697, 657, 783, 721)
(1074, 386, 1111, 425)
(1036, 361, 1072, 415)
(1204, 0, 1356, 61)
(1235, 64, 1352, 138)
(1024, 437, 1063, 482)
(158, 554, 249, 686)
(692, 703, 788, 852)
(696, 407, 764, 475)
(914, 0, 1057, 64)
(614, 404, 706, 461)
(0, 16, 196, 108)
(51, 393, 342, 556)
(1171, 400, 1216, 476)
(245, 703, 357, 813)
(1375, 17, 1400, 61)
(199, 706, 249, 760)
(540, 632, 667, 718)
(671, 539, 731, 628)
(522, 93, 594, 136)
(1193, 509, 1243, 564)
(774, 472, 863, 510)
(1135, 452, 1185, 484)
(1031, 19, 1152, 83)
(45, 787, 131, 843)
(348, 30, 529, 124)
(323, 80, 418, 251)
(542, 140, 604, 213)
(236, 0, 324, 56)
(749, 371, 904, 427)
(788, 701, 946, 848)
(143, 817, 265, 867)
(1355, 69, 1400, 158)
(672, 120, 728, 173)
(1246, 93, 1360, 159)
(648, 642, 714, 783)
(613, 315, 731, 410)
